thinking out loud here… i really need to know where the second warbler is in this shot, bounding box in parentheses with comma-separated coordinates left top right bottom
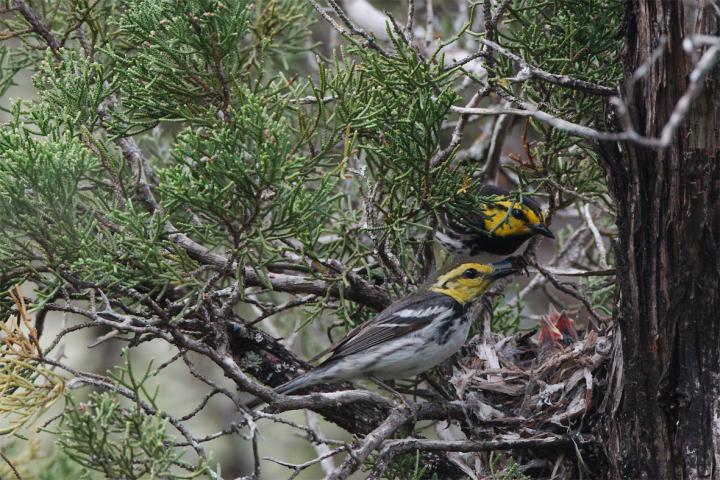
(437, 185, 554, 256)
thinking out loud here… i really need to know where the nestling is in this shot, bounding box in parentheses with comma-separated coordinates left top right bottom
(538, 305, 579, 356)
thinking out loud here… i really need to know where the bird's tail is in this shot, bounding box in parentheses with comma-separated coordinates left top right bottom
(274, 371, 320, 395)
(245, 365, 330, 409)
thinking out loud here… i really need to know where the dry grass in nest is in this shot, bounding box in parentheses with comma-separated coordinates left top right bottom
(449, 327, 612, 478)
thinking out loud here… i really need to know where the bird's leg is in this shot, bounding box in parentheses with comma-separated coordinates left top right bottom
(369, 376, 411, 409)
(420, 373, 453, 400)
(369, 377, 419, 428)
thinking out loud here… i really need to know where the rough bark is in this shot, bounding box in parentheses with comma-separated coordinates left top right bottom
(599, 1, 720, 479)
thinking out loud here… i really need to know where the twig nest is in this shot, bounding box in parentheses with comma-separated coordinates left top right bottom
(450, 322, 612, 477)
(453, 328, 611, 423)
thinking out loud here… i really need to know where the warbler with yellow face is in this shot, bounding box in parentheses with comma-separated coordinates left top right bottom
(246, 258, 522, 403)
(437, 185, 554, 256)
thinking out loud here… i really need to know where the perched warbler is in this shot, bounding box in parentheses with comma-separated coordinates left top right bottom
(263, 258, 522, 398)
(436, 185, 554, 256)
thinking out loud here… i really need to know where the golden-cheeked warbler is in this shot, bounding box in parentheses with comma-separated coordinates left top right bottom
(436, 185, 554, 256)
(262, 258, 523, 398)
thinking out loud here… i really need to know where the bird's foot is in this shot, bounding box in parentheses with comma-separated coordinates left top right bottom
(369, 376, 413, 410)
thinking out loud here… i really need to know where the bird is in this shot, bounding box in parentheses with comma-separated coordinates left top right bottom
(537, 305, 579, 353)
(436, 185, 555, 256)
(249, 258, 523, 404)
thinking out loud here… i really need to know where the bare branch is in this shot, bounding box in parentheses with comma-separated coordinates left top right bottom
(451, 103, 624, 142)
(581, 204, 609, 269)
(264, 446, 345, 480)
(265, 389, 394, 413)
(481, 102, 514, 182)
(326, 406, 415, 480)
(480, 39, 617, 96)
(452, 40, 720, 148)
(178, 389, 227, 422)
(538, 266, 615, 277)
(405, 0, 415, 41)
(308, 0, 390, 57)
(488, 0, 513, 32)
(305, 411, 337, 477)
(11, 0, 60, 53)
(512, 226, 592, 306)
(430, 87, 490, 167)
(0, 451, 22, 480)
(168, 226, 391, 311)
(425, 0, 433, 48)
(368, 434, 590, 479)
(652, 42, 720, 146)
(530, 261, 607, 328)
(381, 435, 588, 454)
(289, 95, 336, 105)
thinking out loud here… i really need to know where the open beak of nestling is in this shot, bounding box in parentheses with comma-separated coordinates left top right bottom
(531, 223, 555, 239)
(489, 257, 524, 281)
(538, 316, 564, 348)
(556, 312, 579, 343)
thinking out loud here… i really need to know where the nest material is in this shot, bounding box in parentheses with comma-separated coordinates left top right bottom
(448, 329, 612, 478)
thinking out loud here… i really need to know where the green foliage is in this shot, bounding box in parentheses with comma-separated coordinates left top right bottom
(491, 287, 526, 334)
(34, 49, 116, 129)
(0, 103, 96, 291)
(56, 392, 182, 479)
(377, 449, 435, 480)
(311, 37, 474, 283)
(159, 93, 339, 253)
(38, 451, 99, 480)
(50, 353, 214, 479)
(111, 0, 252, 124)
(580, 275, 615, 317)
(498, 0, 623, 122)
(489, 453, 531, 479)
(376, 446, 530, 480)
(493, 0, 623, 204)
(109, 0, 311, 126)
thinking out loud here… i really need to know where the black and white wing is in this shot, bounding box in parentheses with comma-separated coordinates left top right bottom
(318, 292, 459, 364)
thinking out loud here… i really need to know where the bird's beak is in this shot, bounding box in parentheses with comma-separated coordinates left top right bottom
(531, 224, 555, 239)
(489, 257, 523, 280)
(539, 316, 563, 347)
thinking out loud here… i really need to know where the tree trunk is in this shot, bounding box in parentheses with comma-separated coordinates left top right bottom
(599, 1, 720, 479)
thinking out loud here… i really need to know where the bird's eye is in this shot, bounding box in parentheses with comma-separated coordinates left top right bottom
(463, 268, 479, 279)
(512, 209, 525, 220)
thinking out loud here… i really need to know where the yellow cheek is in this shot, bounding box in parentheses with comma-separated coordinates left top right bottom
(481, 205, 531, 236)
(445, 288, 473, 304)
(456, 280, 490, 301)
(432, 279, 491, 304)
(525, 209, 544, 226)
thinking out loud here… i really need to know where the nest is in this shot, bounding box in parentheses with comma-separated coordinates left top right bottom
(448, 327, 613, 478)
